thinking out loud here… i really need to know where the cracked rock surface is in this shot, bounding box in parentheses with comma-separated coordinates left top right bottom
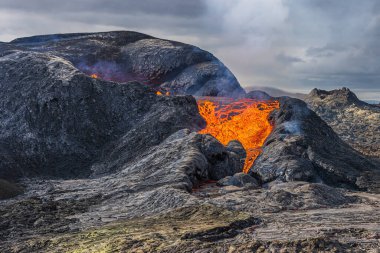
(250, 97, 380, 192)
(305, 87, 380, 158)
(10, 31, 245, 97)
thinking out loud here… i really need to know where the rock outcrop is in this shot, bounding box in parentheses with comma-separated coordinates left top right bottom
(0, 48, 207, 180)
(250, 97, 379, 191)
(305, 87, 380, 158)
(217, 173, 259, 188)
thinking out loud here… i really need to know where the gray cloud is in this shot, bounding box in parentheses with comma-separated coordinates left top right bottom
(276, 53, 304, 64)
(306, 44, 349, 58)
(0, 0, 379, 100)
(0, 0, 205, 17)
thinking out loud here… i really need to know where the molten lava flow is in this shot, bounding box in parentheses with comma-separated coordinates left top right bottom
(90, 73, 98, 79)
(197, 97, 280, 173)
(156, 90, 170, 96)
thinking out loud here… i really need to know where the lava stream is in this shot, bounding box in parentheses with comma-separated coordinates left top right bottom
(197, 97, 280, 173)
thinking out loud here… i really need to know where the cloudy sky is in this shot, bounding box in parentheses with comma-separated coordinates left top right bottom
(0, 0, 379, 100)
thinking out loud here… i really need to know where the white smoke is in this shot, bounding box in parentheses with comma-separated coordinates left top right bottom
(283, 121, 302, 135)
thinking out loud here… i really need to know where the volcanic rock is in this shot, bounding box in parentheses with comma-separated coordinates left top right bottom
(263, 182, 358, 209)
(195, 135, 245, 180)
(0, 48, 207, 180)
(245, 90, 272, 100)
(245, 86, 308, 100)
(250, 97, 380, 191)
(0, 179, 23, 200)
(10, 31, 245, 97)
(305, 87, 380, 158)
(226, 140, 247, 173)
(217, 173, 259, 188)
(307, 87, 364, 107)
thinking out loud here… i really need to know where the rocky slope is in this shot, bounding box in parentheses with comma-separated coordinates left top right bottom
(0, 48, 206, 180)
(10, 31, 245, 97)
(245, 86, 307, 100)
(251, 95, 379, 192)
(305, 87, 380, 158)
(0, 32, 379, 252)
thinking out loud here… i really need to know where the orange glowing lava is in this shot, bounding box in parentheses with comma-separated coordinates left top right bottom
(156, 91, 170, 96)
(197, 98, 280, 173)
(90, 74, 98, 78)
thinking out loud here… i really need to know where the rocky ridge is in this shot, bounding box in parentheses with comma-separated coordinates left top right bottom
(10, 31, 245, 97)
(305, 87, 380, 158)
(251, 95, 379, 191)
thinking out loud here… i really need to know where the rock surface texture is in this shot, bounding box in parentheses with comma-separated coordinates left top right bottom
(10, 31, 245, 97)
(305, 87, 380, 158)
(0, 48, 206, 180)
(0, 32, 379, 252)
(250, 97, 380, 191)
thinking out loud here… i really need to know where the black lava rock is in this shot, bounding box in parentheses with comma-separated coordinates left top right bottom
(250, 97, 379, 190)
(10, 31, 245, 97)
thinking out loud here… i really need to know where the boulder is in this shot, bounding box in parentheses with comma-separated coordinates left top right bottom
(226, 140, 246, 173)
(217, 173, 259, 188)
(196, 135, 244, 180)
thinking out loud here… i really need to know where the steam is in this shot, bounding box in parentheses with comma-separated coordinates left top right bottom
(76, 60, 146, 84)
(283, 121, 302, 135)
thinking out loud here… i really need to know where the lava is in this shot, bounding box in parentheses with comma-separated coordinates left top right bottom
(197, 97, 280, 173)
(156, 91, 170, 96)
(90, 73, 98, 79)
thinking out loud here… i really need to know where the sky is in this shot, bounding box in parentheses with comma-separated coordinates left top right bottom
(0, 0, 379, 100)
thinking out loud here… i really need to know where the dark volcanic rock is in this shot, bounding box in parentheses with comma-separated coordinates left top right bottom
(0, 129, 245, 240)
(263, 182, 358, 209)
(0, 179, 23, 200)
(250, 97, 379, 190)
(305, 87, 380, 158)
(226, 140, 246, 173)
(245, 90, 272, 100)
(10, 31, 245, 97)
(307, 87, 364, 108)
(217, 173, 259, 188)
(195, 135, 245, 180)
(0, 48, 204, 180)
